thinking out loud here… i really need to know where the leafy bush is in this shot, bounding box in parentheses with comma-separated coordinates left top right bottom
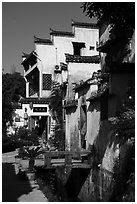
(13, 127, 40, 148)
(2, 136, 16, 153)
(109, 108, 135, 201)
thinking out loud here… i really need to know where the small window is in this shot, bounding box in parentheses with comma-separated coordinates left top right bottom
(89, 46, 95, 50)
(74, 46, 81, 55)
(43, 74, 52, 90)
(15, 117, 20, 122)
(72, 42, 85, 56)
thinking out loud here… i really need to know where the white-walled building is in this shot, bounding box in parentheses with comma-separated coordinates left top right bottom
(16, 20, 100, 144)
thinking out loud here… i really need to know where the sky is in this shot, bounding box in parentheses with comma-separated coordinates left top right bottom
(2, 2, 96, 75)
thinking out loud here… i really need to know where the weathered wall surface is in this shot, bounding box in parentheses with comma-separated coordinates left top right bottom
(66, 63, 100, 101)
(78, 121, 119, 201)
(68, 63, 99, 84)
(65, 106, 79, 151)
(86, 101, 100, 149)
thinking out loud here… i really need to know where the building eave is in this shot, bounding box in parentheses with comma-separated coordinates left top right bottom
(71, 20, 98, 29)
(74, 77, 98, 92)
(34, 36, 53, 45)
(87, 84, 109, 101)
(21, 50, 37, 65)
(22, 52, 30, 58)
(20, 97, 50, 104)
(65, 54, 100, 63)
(63, 100, 78, 109)
(50, 29, 74, 37)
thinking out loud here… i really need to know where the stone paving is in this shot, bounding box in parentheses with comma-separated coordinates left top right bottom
(2, 150, 48, 202)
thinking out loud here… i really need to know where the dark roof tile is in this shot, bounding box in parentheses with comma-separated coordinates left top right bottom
(71, 20, 98, 29)
(34, 36, 53, 45)
(20, 97, 50, 104)
(50, 29, 74, 37)
(65, 54, 100, 63)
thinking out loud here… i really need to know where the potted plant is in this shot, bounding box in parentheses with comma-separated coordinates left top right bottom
(21, 145, 44, 180)
(24, 145, 43, 170)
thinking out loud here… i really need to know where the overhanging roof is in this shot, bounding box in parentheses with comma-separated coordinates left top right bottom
(65, 54, 100, 63)
(50, 28, 74, 37)
(20, 97, 50, 104)
(21, 51, 37, 65)
(34, 36, 53, 45)
(71, 20, 98, 29)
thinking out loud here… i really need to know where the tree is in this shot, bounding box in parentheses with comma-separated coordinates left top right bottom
(82, 2, 135, 38)
(48, 81, 65, 150)
(2, 72, 26, 137)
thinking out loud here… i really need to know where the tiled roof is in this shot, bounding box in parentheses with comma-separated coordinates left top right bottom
(74, 78, 95, 92)
(87, 84, 109, 101)
(22, 52, 30, 58)
(34, 36, 53, 45)
(50, 29, 74, 37)
(20, 97, 50, 104)
(65, 54, 100, 63)
(21, 51, 37, 65)
(71, 20, 98, 29)
(63, 100, 78, 109)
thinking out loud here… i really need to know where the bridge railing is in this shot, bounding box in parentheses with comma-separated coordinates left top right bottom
(43, 150, 91, 167)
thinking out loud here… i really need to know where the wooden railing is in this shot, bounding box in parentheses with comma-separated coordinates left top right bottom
(43, 150, 91, 167)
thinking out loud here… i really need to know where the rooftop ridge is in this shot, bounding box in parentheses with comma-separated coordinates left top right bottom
(65, 54, 100, 64)
(21, 50, 36, 65)
(34, 35, 53, 44)
(22, 52, 30, 57)
(71, 20, 98, 29)
(50, 28, 74, 37)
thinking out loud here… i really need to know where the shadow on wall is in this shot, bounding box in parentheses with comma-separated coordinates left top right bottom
(55, 166, 90, 201)
(94, 120, 113, 165)
(2, 162, 32, 202)
(65, 168, 91, 199)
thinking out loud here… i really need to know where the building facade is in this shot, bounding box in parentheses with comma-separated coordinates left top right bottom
(16, 20, 100, 144)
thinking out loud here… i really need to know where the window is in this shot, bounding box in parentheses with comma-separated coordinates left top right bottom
(89, 46, 95, 50)
(15, 117, 20, 122)
(74, 46, 81, 55)
(29, 83, 37, 96)
(43, 74, 52, 90)
(72, 42, 85, 56)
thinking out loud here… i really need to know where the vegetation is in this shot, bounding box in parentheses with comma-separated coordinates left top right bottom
(13, 127, 40, 147)
(2, 72, 26, 138)
(82, 2, 135, 201)
(14, 127, 44, 171)
(82, 2, 135, 37)
(110, 109, 135, 201)
(48, 81, 65, 151)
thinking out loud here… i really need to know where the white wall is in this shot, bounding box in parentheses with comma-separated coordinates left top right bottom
(35, 26, 99, 97)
